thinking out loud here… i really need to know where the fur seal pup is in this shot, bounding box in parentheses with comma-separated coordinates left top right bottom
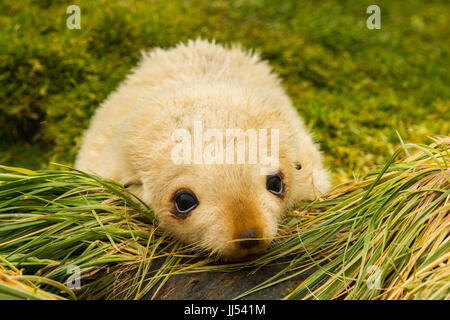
(75, 39, 330, 260)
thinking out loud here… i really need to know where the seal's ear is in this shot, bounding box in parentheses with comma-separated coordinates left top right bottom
(288, 135, 331, 203)
(124, 179, 142, 189)
(122, 175, 144, 199)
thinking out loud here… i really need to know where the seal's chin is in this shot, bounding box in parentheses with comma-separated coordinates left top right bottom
(218, 241, 270, 262)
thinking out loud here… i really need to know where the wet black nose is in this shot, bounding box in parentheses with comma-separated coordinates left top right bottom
(238, 229, 260, 249)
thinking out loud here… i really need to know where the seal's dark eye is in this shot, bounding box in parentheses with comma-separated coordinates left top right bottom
(266, 173, 284, 196)
(174, 191, 198, 215)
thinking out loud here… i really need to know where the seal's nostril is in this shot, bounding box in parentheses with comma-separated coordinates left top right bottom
(240, 229, 257, 239)
(238, 229, 260, 249)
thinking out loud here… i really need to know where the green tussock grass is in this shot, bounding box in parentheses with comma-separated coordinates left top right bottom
(1, 0, 449, 181)
(0, 136, 448, 300)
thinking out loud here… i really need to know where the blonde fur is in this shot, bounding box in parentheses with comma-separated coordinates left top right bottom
(75, 39, 330, 260)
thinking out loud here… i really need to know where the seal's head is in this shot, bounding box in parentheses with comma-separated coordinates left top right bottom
(116, 84, 330, 261)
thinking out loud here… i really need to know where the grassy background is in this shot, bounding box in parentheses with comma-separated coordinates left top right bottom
(0, 0, 449, 182)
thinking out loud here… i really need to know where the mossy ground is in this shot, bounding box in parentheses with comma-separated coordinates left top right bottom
(1, 0, 448, 182)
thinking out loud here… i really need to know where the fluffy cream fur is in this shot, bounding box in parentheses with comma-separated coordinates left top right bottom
(75, 39, 330, 260)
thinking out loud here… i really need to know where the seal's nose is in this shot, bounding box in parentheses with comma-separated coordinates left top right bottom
(238, 229, 260, 249)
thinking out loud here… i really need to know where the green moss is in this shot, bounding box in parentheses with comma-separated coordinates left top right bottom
(1, 0, 449, 181)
